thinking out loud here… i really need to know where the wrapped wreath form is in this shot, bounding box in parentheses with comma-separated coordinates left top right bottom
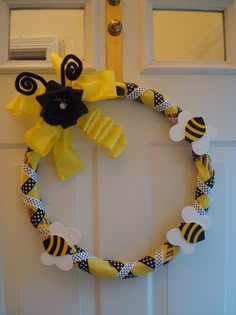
(6, 53, 215, 279)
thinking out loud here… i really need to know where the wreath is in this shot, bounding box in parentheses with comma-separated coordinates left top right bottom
(7, 53, 215, 279)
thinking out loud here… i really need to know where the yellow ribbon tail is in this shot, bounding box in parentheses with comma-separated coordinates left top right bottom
(6, 89, 45, 116)
(53, 128, 84, 181)
(24, 119, 62, 156)
(78, 106, 125, 158)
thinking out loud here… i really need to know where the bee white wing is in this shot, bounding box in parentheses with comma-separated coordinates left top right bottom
(192, 137, 210, 155)
(41, 252, 74, 271)
(169, 111, 191, 142)
(65, 228, 82, 246)
(166, 227, 195, 254)
(178, 111, 192, 124)
(192, 125, 216, 155)
(182, 206, 209, 229)
(50, 222, 64, 235)
(169, 124, 185, 142)
(49, 222, 81, 246)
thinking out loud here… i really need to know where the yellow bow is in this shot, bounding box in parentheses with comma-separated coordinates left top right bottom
(50, 52, 118, 102)
(6, 53, 125, 180)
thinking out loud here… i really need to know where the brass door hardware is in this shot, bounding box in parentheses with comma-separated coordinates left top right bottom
(107, 0, 120, 6)
(108, 19, 122, 36)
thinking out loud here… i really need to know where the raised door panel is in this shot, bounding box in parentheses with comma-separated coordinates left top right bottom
(122, 1, 236, 314)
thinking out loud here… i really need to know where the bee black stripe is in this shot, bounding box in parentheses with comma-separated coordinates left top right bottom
(43, 237, 50, 251)
(57, 237, 66, 256)
(189, 224, 203, 243)
(188, 119, 206, 132)
(184, 222, 195, 241)
(185, 126, 204, 141)
(48, 236, 58, 255)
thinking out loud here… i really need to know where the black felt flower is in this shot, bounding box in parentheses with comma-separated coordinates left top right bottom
(36, 80, 88, 129)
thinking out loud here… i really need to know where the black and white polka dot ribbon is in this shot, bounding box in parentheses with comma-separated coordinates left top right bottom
(154, 99, 173, 112)
(197, 178, 213, 198)
(126, 85, 147, 101)
(193, 200, 207, 216)
(155, 247, 163, 270)
(22, 162, 38, 181)
(71, 251, 96, 263)
(115, 261, 136, 279)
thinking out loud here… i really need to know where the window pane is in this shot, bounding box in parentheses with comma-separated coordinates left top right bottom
(153, 10, 225, 62)
(10, 9, 84, 60)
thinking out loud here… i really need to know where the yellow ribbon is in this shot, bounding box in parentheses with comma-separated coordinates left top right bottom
(23, 118, 83, 180)
(7, 88, 44, 116)
(6, 53, 125, 180)
(50, 52, 118, 102)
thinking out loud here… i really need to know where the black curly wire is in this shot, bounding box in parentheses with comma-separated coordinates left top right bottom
(60, 54, 83, 86)
(15, 72, 48, 96)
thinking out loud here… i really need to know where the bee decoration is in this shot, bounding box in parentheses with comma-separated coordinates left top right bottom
(43, 235, 76, 257)
(169, 111, 216, 155)
(184, 116, 206, 143)
(166, 206, 210, 254)
(41, 222, 81, 271)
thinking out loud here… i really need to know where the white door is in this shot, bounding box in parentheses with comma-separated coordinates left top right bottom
(0, 1, 235, 315)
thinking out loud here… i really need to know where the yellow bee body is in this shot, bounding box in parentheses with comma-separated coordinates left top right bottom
(179, 222, 205, 244)
(43, 235, 74, 256)
(185, 117, 206, 143)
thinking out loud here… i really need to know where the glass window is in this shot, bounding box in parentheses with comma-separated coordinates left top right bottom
(153, 10, 225, 62)
(9, 9, 84, 60)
